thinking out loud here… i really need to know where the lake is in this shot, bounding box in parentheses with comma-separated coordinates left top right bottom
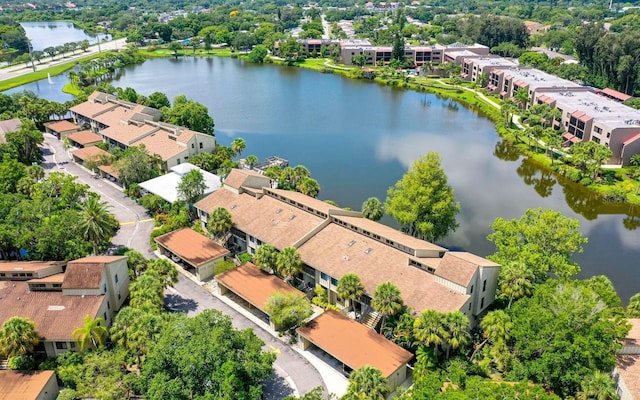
(6, 56, 640, 303)
(20, 21, 110, 51)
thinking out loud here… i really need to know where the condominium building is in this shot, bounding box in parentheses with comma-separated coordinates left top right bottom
(69, 92, 216, 170)
(0, 256, 129, 357)
(533, 90, 640, 164)
(195, 169, 500, 325)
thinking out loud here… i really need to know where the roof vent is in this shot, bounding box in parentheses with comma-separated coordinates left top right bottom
(289, 215, 296, 220)
(47, 305, 65, 311)
(275, 209, 282, 214)
(343, 255, 350, 261)
(231, 204, 237, 209)
(365, 248, 373, 254)
(348, 240, 356, 247)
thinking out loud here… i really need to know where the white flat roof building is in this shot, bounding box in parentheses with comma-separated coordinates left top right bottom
(140, 163, 221, 203)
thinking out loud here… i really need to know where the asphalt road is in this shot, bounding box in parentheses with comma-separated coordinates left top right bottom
(41, 133, 327, 398)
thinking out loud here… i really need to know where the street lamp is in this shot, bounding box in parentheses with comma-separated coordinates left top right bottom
(27, 42, 36, 72)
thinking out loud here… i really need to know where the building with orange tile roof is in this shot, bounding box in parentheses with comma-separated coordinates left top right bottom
(0, 256, 129, 357)
(155, 228, 230, 281)
(216, 262, 305, 328)
(66, 130, 103, 148)
(43, 120, 80, 139)
(195, 170, 500, 324)
(0, 370, 59, 400)
(70, 146, 112, 165)
(297, 310, 413, 390)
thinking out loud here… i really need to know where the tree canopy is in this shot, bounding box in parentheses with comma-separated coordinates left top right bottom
(139, 309, 276, 400)
(487, 208, 588, 281)
(385, 152, 460, 243)
(164, 95, 215, 135)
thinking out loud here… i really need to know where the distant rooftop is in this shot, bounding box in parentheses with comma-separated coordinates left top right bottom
(537, 90, 640, 129)
(498, 67, 583, 91)
(139, 163, 221, 203)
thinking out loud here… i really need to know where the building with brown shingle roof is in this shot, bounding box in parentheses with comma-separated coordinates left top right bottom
(615, 319, 640, 400)
(0, 256, 129, 357)
(297, 310, 412, 390)
(194, 174, 500, 324)
(0, 370, 59, 400)
(155, 228, 230, 281)
(68, 92, 216, 170)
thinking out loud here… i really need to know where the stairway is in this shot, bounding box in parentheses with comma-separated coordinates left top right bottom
(361, 311, 382, 330)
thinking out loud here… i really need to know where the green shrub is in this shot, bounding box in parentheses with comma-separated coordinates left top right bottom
(56, 389, 78, 400)
(38, 357, 57, 370)
(579, 177, 593, 186)
(602, 186, 627, 203)
(8, 355, 36, 370)
(214, 260, 236, 275)
(237, 252, 253, 264)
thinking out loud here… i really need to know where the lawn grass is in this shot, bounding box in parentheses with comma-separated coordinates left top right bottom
(0, 53, 103, 92)
(62, 82, 83, 96)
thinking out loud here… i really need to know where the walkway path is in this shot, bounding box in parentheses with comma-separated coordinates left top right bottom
(0, 38, 127, 83)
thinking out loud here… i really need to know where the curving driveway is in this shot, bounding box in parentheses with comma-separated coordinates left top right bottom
(41, 133, 327, 398)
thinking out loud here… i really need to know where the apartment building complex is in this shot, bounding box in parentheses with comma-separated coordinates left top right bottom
(195, 170, 500, 325)
(0, 256, 129, 357)
(339, 41, 489, 66)
(70, 92, 216, 170)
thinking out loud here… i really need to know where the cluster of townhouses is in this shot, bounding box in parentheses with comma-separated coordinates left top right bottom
(145, 168, 502, 390)
(289, 38, 639, 165)
(0, 256, 129, 357)
(43, 91, 216, 182)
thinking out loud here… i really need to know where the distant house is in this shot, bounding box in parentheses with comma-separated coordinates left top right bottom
(0, 256, 129, 357)
(139, 163, 221, 203)
(155, 228, 230, 281)
(614, 319, 640, 400)
(0, 118, 21, 144)
(0, 370, 59, 400)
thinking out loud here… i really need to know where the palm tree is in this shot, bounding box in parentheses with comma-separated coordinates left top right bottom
(413, 310, 445, 357)
(514, 87, 530, 110)
(0, 317, 40, 357)
(245, 154, 259, 170)
(345, 365, 389, 400)
(129, 271, 165, 311)
(361, 197, 384, 221)
(371, 282, 403, 329)
(442, 311, 470, 359)
(276, 246, 303, 283)
(78, 196, 119, 255)
(147, 258, 178, 288)
(576, 371, 618, 400)
(206, 207, 233, 241)
(546, 134, 563, 165)
(499, 261, 535, 308)
(337, 273, 365, 314)
(471, 310, 513, 360)
(296, 177, 320, 197)
(231, 137, 246, 158)
(254, 244, 278, 273)
(72, 315, 109, 352)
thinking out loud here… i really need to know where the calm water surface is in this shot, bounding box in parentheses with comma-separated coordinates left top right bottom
(8, 56, 640, 302)
(20, 21, 110, 51)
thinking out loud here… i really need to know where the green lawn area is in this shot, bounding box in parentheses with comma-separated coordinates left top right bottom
(0, 53, 103, 92)
(138, 47, 237, 58)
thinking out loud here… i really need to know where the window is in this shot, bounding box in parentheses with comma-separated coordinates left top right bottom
(607, 132, 611, 138)
(0, 273, 5, 277)
(70, 342, 76, 349)
(331, 278, 339, 286)
(103, 283, 107, 293)
(480, 297, 485, 308)
(107, 301, 110, 310)
(55, 342, 68, 350)
(103, 312, 107, 320)
(320, 272, 328, 281)
(468, 303, 472, 311)
(470, 284, 474, 294)
(482, 280, 487, 292)
(593, 137, 600, 144)
(594, 126, 602, 134)
(118, 292, 121, 300)
(191, 143, 195, 148)
(115, 274, 118, 283)
(53, 284, 61, 288)
(199, 142, 203, 149)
